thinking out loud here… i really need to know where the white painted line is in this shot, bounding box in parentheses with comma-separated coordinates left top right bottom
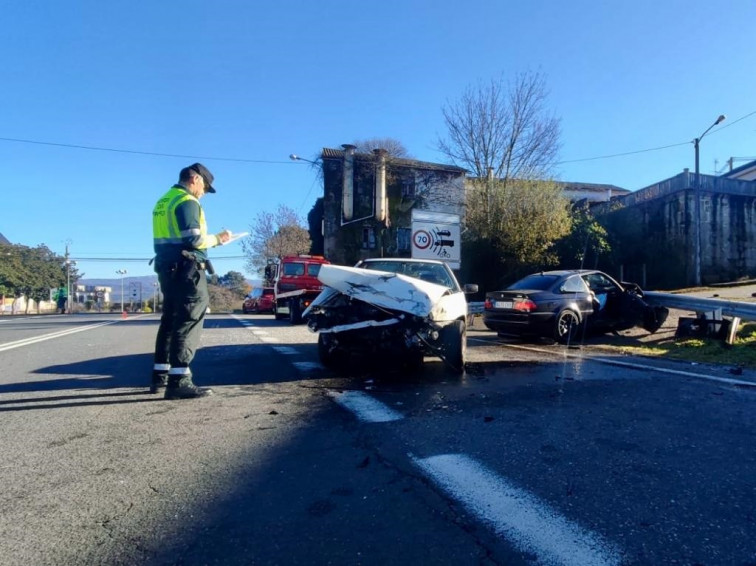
(258, 336, 280, 343)
(589, 355, 756, 387)
(327, 390, 403, 422)
(272, 346, 298, 355)
(293, 361, 322, 372)
(411, 454, 622, 566)
(470, 337, 756, 389)
(0, 320, 120, 353)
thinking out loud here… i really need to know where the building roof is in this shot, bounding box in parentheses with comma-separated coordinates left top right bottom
(321, 147, 468, 174)
(556, 181, 630, 195)
(721, 159, 756, 179)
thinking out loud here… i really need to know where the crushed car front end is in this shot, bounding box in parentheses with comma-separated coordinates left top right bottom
(303, 264, 469, 373)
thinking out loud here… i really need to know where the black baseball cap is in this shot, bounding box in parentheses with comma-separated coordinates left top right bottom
(189, 163, 216, 193)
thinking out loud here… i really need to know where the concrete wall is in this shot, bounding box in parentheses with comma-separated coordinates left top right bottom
(600, 172, 756, 287)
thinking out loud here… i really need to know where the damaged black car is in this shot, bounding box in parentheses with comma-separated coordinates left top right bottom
(483, 269, 669, 344)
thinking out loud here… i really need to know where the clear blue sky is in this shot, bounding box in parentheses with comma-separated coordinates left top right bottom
(2, 0, 754, 280)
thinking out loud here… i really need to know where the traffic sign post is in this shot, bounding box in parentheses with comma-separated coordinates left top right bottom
(411, 211, 461, 269)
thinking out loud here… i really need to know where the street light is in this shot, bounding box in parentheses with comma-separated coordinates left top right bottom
(289, 153, 319, 165)
(116, 269, 127, 313)
(693, 114, 726, 286)
(65, 259, 76, 314)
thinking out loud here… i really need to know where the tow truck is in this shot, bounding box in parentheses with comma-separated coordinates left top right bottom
(264, 254, 331, 324)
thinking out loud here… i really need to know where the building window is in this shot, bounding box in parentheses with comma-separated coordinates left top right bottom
(401, 176, 415, 198)
(362, 227, 376, 249)
(397, 228, 411, 251)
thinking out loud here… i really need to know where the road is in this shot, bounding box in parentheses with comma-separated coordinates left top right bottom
(0, 313, 754, 566)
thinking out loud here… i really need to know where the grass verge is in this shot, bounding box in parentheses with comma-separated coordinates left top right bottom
(607, 322, 756, 369)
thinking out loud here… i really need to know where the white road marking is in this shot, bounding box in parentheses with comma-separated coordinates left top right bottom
(272, 346, 298, 355)
(0, 320, 121, 352)
(412, 453, 623, 566)
(470, 337, 756, 388)
(327, 390, 403, 422)
(293, 361, 322, 372)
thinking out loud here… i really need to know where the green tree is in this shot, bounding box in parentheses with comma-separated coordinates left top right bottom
(218, 271, 250, 298)
(242, 205, 311, 274)
(462, 178, 571, 291)
(554, 202, 611, 269)
(0, 244, 69, 312)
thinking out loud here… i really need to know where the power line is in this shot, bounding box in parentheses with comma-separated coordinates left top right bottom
(0, 136, 292, 164)
(3, 109, 754, 168)
(556, 141, 689, 164)
(556, 109, 756, 165)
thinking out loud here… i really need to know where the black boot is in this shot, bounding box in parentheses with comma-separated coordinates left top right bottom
(149, 372, 168, 394)
(164, 375, 213, 400)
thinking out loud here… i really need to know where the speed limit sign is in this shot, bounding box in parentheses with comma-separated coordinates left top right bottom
(412, 229, 431, 250)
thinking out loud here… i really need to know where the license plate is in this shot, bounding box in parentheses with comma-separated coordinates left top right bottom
(494, 300, 513, 309)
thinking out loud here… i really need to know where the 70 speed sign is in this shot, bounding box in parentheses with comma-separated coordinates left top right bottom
(412, 229, 432, 250)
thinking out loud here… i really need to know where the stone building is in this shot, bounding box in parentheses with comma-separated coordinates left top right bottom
(595, 169, 756, 288)
(319, 145, 467, 266)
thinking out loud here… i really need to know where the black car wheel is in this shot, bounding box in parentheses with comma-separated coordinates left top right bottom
(318, 333, 345, 369)
(441, 319, 466, 374)
(289, 299, 302, 324)
(554, 309, 581, 344)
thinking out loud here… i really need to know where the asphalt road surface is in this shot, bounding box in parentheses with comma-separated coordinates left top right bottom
(0, 313, 754, 566)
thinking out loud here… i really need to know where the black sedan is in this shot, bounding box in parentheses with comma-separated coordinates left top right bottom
(483, 270, 668, 343)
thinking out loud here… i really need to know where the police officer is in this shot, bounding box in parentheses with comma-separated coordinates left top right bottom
(151, 163, 230, 399)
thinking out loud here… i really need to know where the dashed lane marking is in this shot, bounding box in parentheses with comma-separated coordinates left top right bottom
(327, 390, 403, 423)
(292, 361, 322, 372)
(272, 346, 298, 355)
(327, 388, 623, 565)
(411, 453, 622, 566)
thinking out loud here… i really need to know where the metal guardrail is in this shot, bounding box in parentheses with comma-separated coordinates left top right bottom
(470, 295, 756, 321)
(468, 301, 484, 315)
(643, 292, 756, 322)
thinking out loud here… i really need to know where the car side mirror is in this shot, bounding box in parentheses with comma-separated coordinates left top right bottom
(463, 284, 478, 294)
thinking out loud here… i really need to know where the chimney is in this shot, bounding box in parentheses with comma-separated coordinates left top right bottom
(373, 149, 388, 223)
(342, 144, 356, 221)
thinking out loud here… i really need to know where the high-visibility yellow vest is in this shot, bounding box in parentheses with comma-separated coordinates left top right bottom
(153, 186, 217, 252)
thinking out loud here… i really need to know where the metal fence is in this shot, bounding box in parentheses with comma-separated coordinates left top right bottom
(643, 292, 756, 322)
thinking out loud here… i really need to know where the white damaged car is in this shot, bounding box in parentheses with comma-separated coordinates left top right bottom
(302, 258, 478, 374)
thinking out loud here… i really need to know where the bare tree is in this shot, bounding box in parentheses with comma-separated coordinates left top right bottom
(242, 205, 312, 274)
(437, 71, 560, 180)
(352, 137, 411, 158)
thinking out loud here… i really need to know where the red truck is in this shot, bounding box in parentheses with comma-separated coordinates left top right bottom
(264, 255, 331, 324)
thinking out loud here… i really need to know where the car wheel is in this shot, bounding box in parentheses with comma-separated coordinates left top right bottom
(554, 309, 581, 344)
(441, 319, 466, 374)
(318, 333, 344, 369)
(289, 299, 302, 324)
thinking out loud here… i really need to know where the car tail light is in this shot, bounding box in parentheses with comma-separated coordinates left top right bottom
(514, 299, 537, 312)
(484, 298, 493, 310)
